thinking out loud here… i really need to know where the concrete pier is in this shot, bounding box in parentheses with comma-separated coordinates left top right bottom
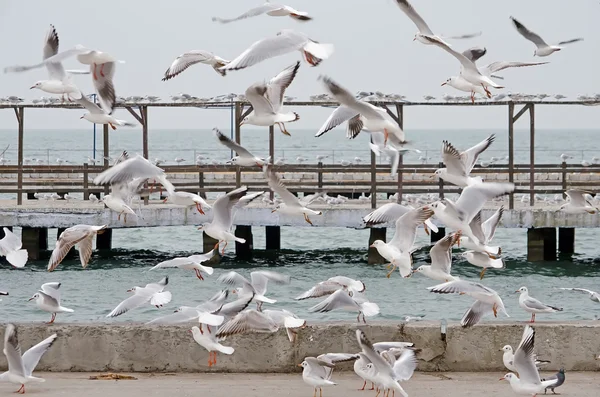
(96, 228, 112, 251)
(21, 227, 47, 260)
(235, 225, 253, 258)
(1, 322, 598, 373)
(558, 227, 575, 254)
(265, 226, 281, 250)
(527, 227, 557, 261)
(368, 228, 386, 265)
(430, 227, 446, 243)
(203, 231, 219, 253)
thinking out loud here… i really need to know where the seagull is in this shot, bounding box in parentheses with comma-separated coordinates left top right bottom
(413, 233, 461, 282)
(28, 282, 74, 324)
(295, 276, 366, 300)
(355, 329, 417, 397)
(428, 280, 509, 327)
(101, 194, 137, 223)
(510, 16, 583, 57)
(150, 249, 217, 280)
(501, 345, 551, 374)
(370, 206, 434, 278)
(459, 206, 504, 257)
(162, 191, 210, 214)
(197, 186, 251, 254)
(162, 51, 230, 80)
(106, 276, 171, 318)
(559, 189, 598, 214)
(74, 92, 135, 130)
(558, 287, 600, 303)
(190, 325, 234, 367)
(261, 309, 306, 342)
(309, 289, 380, 323)
(298, 357, 337, 397)
(423, 35, 504, 97)
(145, 290, 229, 326)
(221, 30, 334, 71)
(213, 2, 311, 24)
(215, 128, 268, 167)
(500, 326, 556, 396)
(265, 165, 322, 225)
(462, 250, 504, 280)
(215, 309, 283, 339)
(319, 77, 407, 146)
(394, 0, 481, 46)
(429, 183, 515, 254)
(218, 270, 291, 309)
(435, 135, 495, 187)
(516, 286, 563, 323)
(47, 224, 107, 271)
(1, 324, 58, 394)
(0, 228, 28, 268)
(240, 62, 300, 136)
(362, 202, 438, 233)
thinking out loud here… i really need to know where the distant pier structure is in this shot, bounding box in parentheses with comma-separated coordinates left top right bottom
(1, 99, 599, 263)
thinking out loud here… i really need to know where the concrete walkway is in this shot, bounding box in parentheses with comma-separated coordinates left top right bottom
(2, 372, 597, 397)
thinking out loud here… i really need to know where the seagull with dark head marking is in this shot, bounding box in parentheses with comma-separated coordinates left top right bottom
(510, 16, 583, 57)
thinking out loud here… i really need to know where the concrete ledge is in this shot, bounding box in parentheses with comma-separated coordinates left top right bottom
(1, 321, 599, 373)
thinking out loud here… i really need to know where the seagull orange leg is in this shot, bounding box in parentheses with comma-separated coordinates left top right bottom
(16, 384, 25, 394)
(221, 241, 228, 255)
(383, 129, 389, 146)
(196, 203, 205, 215)
(359, 380, 366, 390)
(195, 269, 204, 280)
(370, 383, 375, 391)
(109, 123, 116, 130)
(92, 63, 98, 80)
(100, 63, 105, 77)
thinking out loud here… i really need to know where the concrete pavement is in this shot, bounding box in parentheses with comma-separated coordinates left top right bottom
(2, 372, 597, 397)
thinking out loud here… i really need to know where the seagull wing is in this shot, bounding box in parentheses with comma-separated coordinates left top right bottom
(462, 134, 495, 173)
(106, 289, 153, 318)
(43, 25, 67, 81)
(559, 287, 597, 295)
(348, 115, 364, 139)
(363, 203, 412, 226)
(216, 309, 279, 337)
(3, 324, 26, 378)
(429, 233, 457, 274)
(394, 0, 434, 35)
(0, 227, 23, 253)
(356, 329, 395, 379)
(427, 280, 497, 296)
(162, 50, 221, 80)
(513, 325, 542, 385)
(454, 183, 515, 223)
(93, 155, 169, 189)
(246, 82, 277, 115)
(48, 227, 90, 271)
(389, 207, 434, 252)
(250, 270, 291, 296)
(309, 289, 360, 313)
(214, 128, 254, 158)
(21, 333, 58, 376)
(421, 35, 478, 73)
(462, 47, 487, 63)
(266, 61, 300, 112)
(565, 190, 588, 206)
(320, 76, 384, 121)
(213, 3, 279, 24)
(522, 296, 557, 311)
(217, 294, 254, 318)
(392, 348, 418, 381)
(461, 300, 493, 327)
(74, 93, 105, 114)
(480, 61, 549, 76)
(217, 270, 253, 289)
(222, 30, 308, 71)
(510, 17, 549, 48)
(92, 61, 116, 114)
(557, 38, 584, 46)
(265, 165, 302, 207)
(442, 140, 468, 177)
(481, 206, 504, 243)
(76, 234, 95, 269)
(469, 212, 486, 244)
(294, 281, 344, 300)
(212, 186, 249, 230)
(315, 106, 359, 137)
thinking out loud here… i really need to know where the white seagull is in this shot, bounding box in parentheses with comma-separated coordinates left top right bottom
(213, 2, 312, 24)
(516, 286, 563, 323)
(1, 324, 57, 394)
(218, 270, 290, 309)
(500, 326, 556, 396)
(221, 30, 334, 71)
(435, 134, 495, 187)
(370, 206, 434, 278)
(309, 289, 379, 323)
(362, 202, 438, 233)
(265, 165, 322, 225)
(394, 0, 481, 46)
(413, 233, 461, 282)
(28, 282, 74, 324)
(241, 62, 300, 136)
(74, 93, 135, 130)
(47, 224, 107, 272)
(190, 325, 234, 367)
(559, 189, 598, 214)
(295, 276, 366, 300)
(94, 155, 175, 195)
(501, 345, 551, 373)
(215, 128, 268, 167)
(459, 206, 503, 256)
(319, 76, 407, 146)
(428, 280, 509, 327)
(462, 250, 504, 280)
(261, 309, 306, 342)
(150, 249, 217, 280)
(510, 16, 583, 57)
(298, 357, 337, 397)
(558, 287, 600, 303)
(107, 276, 171, 318)
(198, 186, 251, 253)
(163, 191, 210, 214)
(0, 228, 28, 268)
(162, 50, 230, 80)
(101, 194, 137, 223)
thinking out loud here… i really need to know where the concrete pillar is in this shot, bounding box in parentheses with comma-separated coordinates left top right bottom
(265, 226, 281, 250)
(57, 228, 76, 260)
(527, 228, 556, 262)
(558, 228, 575, 254)
(368, 228, 386, 265)
(235, 225, 253, 258)
(203, 231, 219, 253)
(22, 227, 47, 261)
(96, 228, 112, 251)
(0, 226, 13, 239)
(431, 227, 446, 243)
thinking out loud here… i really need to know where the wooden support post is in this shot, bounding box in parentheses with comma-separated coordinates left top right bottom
(396, 104, 404, 203)
(265, 226, 281, 250)
(527, 228, 556, 262)
(103, 124, 110, 196)
(317, 162, 323, 190)
(437, 162, 445, 199)
(22, 227, 47, 261)
(370, 150, 377, 209)
(508, 103, 515, 210)
(558, 228, 575, 254)
(16, 107, 24, 205)
(235, 103, 243, 188)
(96, 228, 112, 251)
(529, 104, 535, 206)
(269, 125, 275, 200)
(430, 227, 446, 243)
(142, 106, 149, 205)
(198, 171, 206, 199)
(235, 225, 253, 258)
(83, 163, 90, 200)
(561, 161, 567, 197)
(203, 231, 219, 254)
(368, 228, 386, 265)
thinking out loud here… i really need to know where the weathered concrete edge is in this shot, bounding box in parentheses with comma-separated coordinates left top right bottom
(1, 321, 598, 373)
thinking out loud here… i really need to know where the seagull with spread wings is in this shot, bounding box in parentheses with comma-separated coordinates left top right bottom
(28, 282, 74, 324)
(510, 16, 583, 57)
(214, 127, 268, 167)
(434, 134, 496, 187)
(106, 277, 171, 318)
(559, 189, 598, 214)
(413, 233, 461, 282)
(213, 2, 311, 24)
(0, 227, 28, 268)
(240, 62, 300, 136)
(559, 287, 600, 303)
(47, 224, 107, 272)
(460, 206, 504, 255)
(162, 51, 230, 80)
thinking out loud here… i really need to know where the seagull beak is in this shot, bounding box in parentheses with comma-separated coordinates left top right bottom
(441, 82, 447, 86)
(127, 289, 133, 292)
(80, 116, 84, 119)
(515, 290, 520, 293)
(28, 297, 34, 301)
(188, 330, 192, 334)
(369, 243, 375, 248)
(271, 209, 277, 213)
(297, 363, 303, 367)
(30, 85, 36, 89)
(499, 377, 505, 381)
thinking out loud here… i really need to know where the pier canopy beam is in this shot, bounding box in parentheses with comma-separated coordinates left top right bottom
(368, 228, 386, 265)
(527, 227, 556, 262)
(558, 227, 575, 255)
(235, 225, 253, 258)
(430, 227, 446, 244)
(22, 227, 47, 261)
(265, 226, 281, 250)
(96, 228, 113, 251)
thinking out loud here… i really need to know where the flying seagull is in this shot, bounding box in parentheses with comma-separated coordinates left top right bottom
(510, 16, 583, 57)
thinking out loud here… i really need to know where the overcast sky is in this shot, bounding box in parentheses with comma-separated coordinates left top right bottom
(0, 0, 597, 131)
